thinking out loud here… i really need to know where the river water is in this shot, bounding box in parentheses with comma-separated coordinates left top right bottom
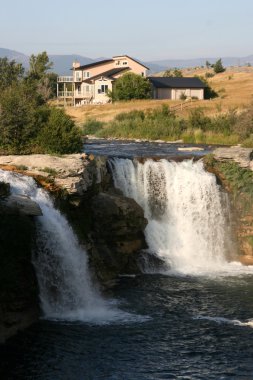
(1, 141, 253, 379)
(1, 274, 253, 379)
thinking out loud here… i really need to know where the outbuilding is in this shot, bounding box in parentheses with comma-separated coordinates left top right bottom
(149, 77, 206, 100)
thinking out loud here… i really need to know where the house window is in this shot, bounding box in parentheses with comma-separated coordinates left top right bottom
(86, 72, 90, 78)
(86, 85, 89, 92)
(123, 61, 128, 65)
(98, 85, 108, 94)
(77, 85, 81, 94)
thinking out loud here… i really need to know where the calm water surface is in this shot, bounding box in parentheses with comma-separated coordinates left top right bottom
(1, 274, 253, 380)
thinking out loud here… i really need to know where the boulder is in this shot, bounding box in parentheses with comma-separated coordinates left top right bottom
(0, 195, 42, 216)
(90, 192, 148, 283)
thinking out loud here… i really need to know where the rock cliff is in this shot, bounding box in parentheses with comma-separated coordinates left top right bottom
(0, 184, 41, 343)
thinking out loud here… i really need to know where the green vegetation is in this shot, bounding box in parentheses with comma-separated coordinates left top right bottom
(163, 68, 183, 77)
(0, 53, 82, 154)
(213, 58, 226, 74)
(82, 104, 253, 147)
(109, 72, 151, 101)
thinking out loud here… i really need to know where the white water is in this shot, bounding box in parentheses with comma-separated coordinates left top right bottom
(0, 170, 147, 323)
(109, 158, 253, 276)
(193, 315, 253, 328)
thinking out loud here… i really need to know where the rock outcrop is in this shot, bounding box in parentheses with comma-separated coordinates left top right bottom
(0, 154, 108, 196)
(89, 191, 148, 284)
(213, 146, 253, 170)
(0, 208, 39, 344)
(205, 150, 253, 263)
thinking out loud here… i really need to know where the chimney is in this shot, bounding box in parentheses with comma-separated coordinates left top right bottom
(72, 61, 81, 69)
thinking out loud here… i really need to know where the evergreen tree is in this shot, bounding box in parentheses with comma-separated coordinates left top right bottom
(213, 59, 226, 74)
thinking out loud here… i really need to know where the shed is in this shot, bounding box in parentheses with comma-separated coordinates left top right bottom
(149, 77, 206, 100)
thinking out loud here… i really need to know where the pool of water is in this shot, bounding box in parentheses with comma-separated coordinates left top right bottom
(2, 274, 253, 379)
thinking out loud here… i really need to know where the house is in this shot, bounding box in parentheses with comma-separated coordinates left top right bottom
(57, 55, 149, 106)
(149, 77, 206, 100)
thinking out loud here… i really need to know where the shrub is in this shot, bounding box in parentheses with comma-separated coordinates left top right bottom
(82, 119, 104, 135)
(111, 72, 151, 101)
(38, 108, 83, 154)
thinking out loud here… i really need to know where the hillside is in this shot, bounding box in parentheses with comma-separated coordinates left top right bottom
(65, 66, 253, 125)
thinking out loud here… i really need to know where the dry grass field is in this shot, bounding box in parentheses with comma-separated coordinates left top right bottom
(64, 66, 253, 126)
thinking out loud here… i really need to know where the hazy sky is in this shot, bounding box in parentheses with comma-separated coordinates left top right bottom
(1, 0, 252, 61)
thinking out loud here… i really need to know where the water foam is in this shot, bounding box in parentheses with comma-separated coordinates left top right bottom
(109, 158, 253, 276)
(193, 315, 253, 328)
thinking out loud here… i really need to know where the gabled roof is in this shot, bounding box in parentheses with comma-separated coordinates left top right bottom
(113, 55, 149, 70)
(149, 77, 206, 88)
(73, 59, 114, 71)
(84, 67, 130, 83)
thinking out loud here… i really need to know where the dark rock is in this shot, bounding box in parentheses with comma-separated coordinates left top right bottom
(0, 213, 40, 343)
(0, 182, 10, 197)
(90, 192, 148, 283)
(0, 195, 42, 216)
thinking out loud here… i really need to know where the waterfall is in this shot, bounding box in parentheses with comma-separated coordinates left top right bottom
(0, 169, 140, 323)
(109, 158, 241, 275)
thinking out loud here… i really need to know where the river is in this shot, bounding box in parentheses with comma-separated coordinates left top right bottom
(1, 141, 253, 380)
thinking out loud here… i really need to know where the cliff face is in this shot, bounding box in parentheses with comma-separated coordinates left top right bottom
(0, 187, 41, 344)
(208, 147, 253, 263)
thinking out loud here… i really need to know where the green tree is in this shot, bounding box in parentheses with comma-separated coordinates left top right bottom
(213, 58, 226, 74)
(0, 83, 38, 152)
(111, 72, 151, 101)
(163, 69, 172, 77)
(38, 108, 83, 154)
(28, 51, 53, 80)
(27, 52, 56, 101)
(205, 60, 211, 69)
(163, 68, 183, 77)
(0, 58, 24, 91)
(172, 68, 183, 77)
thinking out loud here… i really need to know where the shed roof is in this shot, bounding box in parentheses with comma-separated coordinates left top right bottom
(149, 77, 206, 88)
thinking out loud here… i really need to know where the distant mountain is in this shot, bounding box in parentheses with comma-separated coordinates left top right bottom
(148, 55, 253, 70)
(0, 48, 29, 67)
(1, 48, 253, 74)
(48, 55, 95, 75)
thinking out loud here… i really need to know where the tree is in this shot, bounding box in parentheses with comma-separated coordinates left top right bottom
(163, 69, 172, 77)
(111, 72, 151, 101)
(172, 68, 183, 77)
(213, 59, 226, 74)
(0, 83, 38, 152)
(0, 58, 24, 92)
(28, 51, 53, 80)
(205, 60, 211, 69)
(37, 108, 83, 154)
(163, 68, 183, 77)
(27, 52, 56, 101)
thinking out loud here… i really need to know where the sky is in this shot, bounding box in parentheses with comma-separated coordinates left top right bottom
(0, 0, 253, 61)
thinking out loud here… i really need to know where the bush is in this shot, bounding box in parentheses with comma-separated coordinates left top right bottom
(38, 108, 83, 154)
(111, 72, 151, 101)
(82, 119, 104, 135)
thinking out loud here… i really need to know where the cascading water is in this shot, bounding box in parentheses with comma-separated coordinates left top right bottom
(109, 158, 248, 275)
(0, 169, 143, 323)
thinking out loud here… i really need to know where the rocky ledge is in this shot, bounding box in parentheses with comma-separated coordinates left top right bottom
(0, 154, 108, 196)
(213, 146, 253, 170)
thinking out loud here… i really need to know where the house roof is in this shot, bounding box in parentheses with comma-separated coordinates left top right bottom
(84, 67, 130, 83)
(73, 59, 114, 71)
(113, 55, 149, 70)
(148, 77, 206, 88)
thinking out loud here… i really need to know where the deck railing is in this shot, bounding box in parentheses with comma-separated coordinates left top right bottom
(58, 91, 74, 97)
(57, 76, 73, 82)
